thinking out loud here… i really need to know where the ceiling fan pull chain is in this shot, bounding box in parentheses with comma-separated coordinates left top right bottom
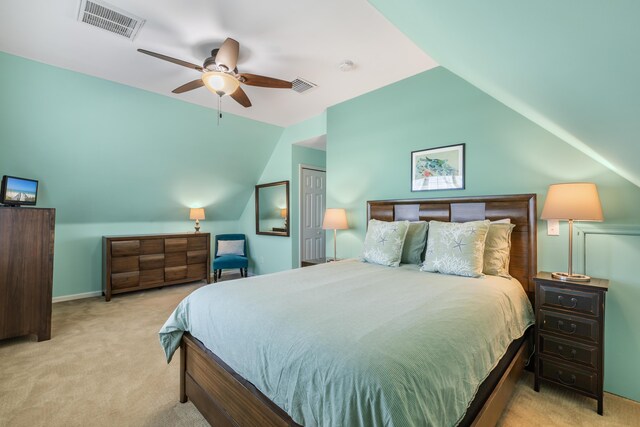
(217, 96, 221, 126)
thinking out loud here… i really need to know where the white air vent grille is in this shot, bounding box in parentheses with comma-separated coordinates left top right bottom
(292, 78, 317, 94)
(78, 0, 145, 40)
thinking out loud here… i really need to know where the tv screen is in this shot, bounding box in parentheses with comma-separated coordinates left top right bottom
(1, 176, 38, 206)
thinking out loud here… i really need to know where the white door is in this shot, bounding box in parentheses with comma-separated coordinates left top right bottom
(301, 168, 326, 262)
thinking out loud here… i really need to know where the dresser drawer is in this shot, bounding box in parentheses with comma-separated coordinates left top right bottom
(187, 250, 208, 264)
(187, 263, 207, 279)
(111, 271, 139, 290)
(539, 334, 598, 369)
(140, 254, 164, 270)
(111, 256, 139, 273)
(188, 236, 208, 251)
(165, 266, 187, 281)
(165, 252, 187, 267)
(539, 285, 599, 316)
(140, 238, 164, 255)
(539, 358, 598, 396)
(539, 310, 599, 343)
(140, 268, 164, 286)
(111, 240, 140, 257)
(165, 238, 188, 253)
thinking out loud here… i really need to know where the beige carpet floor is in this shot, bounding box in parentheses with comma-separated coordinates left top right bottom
(1, 276, 638, 427)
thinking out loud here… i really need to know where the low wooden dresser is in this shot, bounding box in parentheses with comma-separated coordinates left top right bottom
(103, 233, 211, 301)
(534, 271, 609, 414)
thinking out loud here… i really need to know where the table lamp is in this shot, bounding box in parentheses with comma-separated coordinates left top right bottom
(322, 208, 348, 261)
(280, 208, 288, 229)
(541, 182, 603, 281)
(189, 208, 205, 233)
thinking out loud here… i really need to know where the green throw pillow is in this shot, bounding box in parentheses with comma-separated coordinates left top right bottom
(362, 219, 410, 267)
(483, 223, 515, 278)
(401, 221, 429, 265)
(421, 220, 491, 277)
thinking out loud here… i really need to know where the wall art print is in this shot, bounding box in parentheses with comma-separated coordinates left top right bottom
(411, 143, 465, 191)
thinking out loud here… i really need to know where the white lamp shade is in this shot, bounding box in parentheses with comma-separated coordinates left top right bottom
(201, 72, 240, 96)
(322, 208, 348, 230)
(189, 208, 205, 221)
(541, 183, 603, 221)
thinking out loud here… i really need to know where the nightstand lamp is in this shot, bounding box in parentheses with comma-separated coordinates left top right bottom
(541, 182, 603, 282)
(322, 208, 348, 261)
(189, 208, 205, 233)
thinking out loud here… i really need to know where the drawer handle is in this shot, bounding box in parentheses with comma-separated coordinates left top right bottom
(557, 370, 577, 386)
(556, 320, 577, 335)
(556, 345, 577, 361)
(558, 295, 578, 309)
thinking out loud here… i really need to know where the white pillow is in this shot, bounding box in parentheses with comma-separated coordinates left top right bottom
(362, 219, 410, 267)
(217, 240, 245, 256)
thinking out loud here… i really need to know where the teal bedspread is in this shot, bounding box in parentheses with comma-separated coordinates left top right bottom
(159, 260, 534, 427)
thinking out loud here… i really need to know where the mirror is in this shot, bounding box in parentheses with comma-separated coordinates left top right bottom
(255, 180, 290, 236)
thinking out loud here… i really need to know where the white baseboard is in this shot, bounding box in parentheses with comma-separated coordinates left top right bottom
(52, 291, 102, 303)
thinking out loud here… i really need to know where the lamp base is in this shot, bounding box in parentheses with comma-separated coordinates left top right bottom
(551, 272, 591, 282)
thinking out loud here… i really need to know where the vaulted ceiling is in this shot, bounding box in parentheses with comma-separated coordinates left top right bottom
(0, 0, 436, 127)
(367, 0, 640, 187)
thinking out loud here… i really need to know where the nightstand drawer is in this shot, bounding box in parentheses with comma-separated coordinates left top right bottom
(539, 334, 598, 369)
(539, 285, 599, 316)
(539, 310, 599, 343)
(539, 358, 598, 396)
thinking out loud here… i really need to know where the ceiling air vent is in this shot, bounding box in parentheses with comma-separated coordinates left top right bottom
(77, 0, 145, 40)
(292, 78, 317, 94)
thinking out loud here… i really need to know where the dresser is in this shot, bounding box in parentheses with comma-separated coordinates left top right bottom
(0, 207, 55, 342)
(534, 272, 609, 414)
(103, 233, 211, 301)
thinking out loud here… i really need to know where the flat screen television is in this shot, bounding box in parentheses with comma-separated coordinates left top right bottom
(1, 176, 39, 206)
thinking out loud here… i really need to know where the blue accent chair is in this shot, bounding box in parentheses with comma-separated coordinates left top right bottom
(213, 234, 248, 282)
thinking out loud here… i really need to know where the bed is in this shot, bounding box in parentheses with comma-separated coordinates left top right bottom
(160, 194, 538, 426)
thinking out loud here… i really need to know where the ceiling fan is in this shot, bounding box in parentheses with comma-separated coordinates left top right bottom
(137, 38, 292, 108)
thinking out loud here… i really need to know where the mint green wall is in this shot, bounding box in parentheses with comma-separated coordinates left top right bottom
(326, 67, 640, 400)
(0, 52, 283, 297)
(575, 225, 640, 401)
(291, 145, 326, 268)
(238, 114, 327, 275)
(367, 0, 640, 188)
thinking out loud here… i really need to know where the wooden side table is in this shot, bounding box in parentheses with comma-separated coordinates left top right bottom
(533, 272, 609, 414)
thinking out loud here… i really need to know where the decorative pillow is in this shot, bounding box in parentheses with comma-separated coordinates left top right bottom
(421, 220, 491, 277)
(483, 223, 515, 278)
(401, 221, 429, 265)
(362, 219, 410, 267)
(217, 240, 245, 256)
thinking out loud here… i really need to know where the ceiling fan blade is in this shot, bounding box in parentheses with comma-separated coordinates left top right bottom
(239, 73, 292, 89)
(230, 86, 252, 108)
(137, 49, 204, 72)
(172, 79, 204, 94)
(216, 38, 240, 71)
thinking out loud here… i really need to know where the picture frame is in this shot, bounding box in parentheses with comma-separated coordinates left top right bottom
(411, 143, 465, 192)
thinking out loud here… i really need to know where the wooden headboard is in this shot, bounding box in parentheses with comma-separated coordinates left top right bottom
(367, 194, 537, 294)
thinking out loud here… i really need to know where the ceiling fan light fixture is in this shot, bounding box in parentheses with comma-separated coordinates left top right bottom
(202, 71, 240, 96)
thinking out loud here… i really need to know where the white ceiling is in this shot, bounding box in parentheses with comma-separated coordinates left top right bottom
(0, 0, 437, 127)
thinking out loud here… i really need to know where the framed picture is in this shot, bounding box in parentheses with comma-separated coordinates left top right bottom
(411, 143, 465, 192)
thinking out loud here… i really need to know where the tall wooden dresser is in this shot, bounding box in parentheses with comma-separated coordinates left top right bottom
(103, 233, 211, 301)
(0, 207, 56, 342)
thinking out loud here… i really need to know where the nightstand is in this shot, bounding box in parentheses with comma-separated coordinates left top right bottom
(533, 272, 609, 415)
(301, 258, 340, 267)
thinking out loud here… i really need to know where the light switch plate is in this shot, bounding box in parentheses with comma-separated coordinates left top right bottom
(547, 219, 560, 236)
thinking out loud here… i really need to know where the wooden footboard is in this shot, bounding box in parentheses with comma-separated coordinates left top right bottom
(181, 330, 530, 427)
(181, 334, 299, 426)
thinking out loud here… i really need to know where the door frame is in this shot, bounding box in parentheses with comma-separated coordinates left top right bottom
(298, 164, 327, 267)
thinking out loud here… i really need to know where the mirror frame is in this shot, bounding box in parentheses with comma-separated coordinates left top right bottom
(255, 180, 290, 237)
